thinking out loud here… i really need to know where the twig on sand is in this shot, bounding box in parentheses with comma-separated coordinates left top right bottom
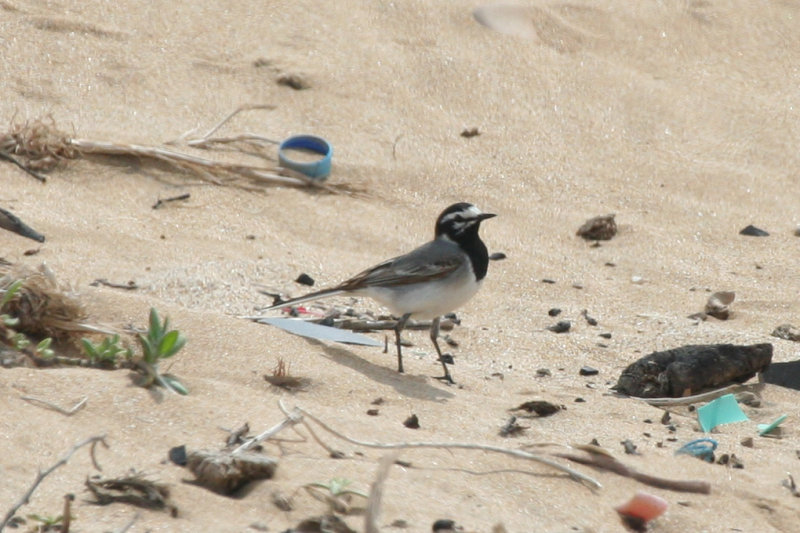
(20, 395, 88, 416)
(0, 434, 108, 530)
(555, 444, 711, 494)
(364, 452, 399, 533)
(275, 400, 601, 489)
(634, 384, 750, 407)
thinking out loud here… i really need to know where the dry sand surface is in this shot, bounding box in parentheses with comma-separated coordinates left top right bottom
(2, 1, 800, 531)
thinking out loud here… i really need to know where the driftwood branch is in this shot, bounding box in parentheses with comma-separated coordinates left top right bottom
(1, 434, 107, 530)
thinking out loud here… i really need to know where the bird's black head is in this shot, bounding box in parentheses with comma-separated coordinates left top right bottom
(434, 202, 496, 242)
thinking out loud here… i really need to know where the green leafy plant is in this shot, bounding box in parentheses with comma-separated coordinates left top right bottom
(304, 477, 368, 515)
(1, 279, 23, 327)
(26, 512, 66, 530)
(135, 308, 188, 395)
(81, 334, 131, 367)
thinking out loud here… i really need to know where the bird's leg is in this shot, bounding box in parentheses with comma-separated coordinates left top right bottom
(394, 313, 411, 373)
(429, 316, 455, 384)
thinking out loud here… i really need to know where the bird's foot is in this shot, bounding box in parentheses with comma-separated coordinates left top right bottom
(433, 373, 456, 385)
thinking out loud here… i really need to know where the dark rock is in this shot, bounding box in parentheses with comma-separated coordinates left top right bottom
(579, 366, 599, 376)
(739, 224, 769, 236)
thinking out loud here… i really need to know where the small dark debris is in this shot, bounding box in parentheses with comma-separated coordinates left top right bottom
(512, 400, 562, 417)
(574, 397, 585, 403)
(403, 414, 420, 429)
(782, 474, 800, 497)
(739, 224, 769, 237)
(581, 309, 598, 326)
(579, 366, 599, 376)
(605, 261, 616, 267)
(86, 474, 176, 516)
(432, 519, 459, 532)
(277, 73, 310, 90)
(225, 422, 251, 447)
(152, 193, 190, 209)
(294, 515, 356, 533)
(541, 278, 556, 284)
(548, 308, 562, 317)
(643, 419, 653, 424)
(91, 278, 139, 290)
(460, 127, 480, 138)
(599, 332, 612, 339)
(772, 323, 800, 342)
(576, 214, 617, 241)
(660, 411, 671, 425)
(23, 248, 40, 256)
(443, 334, 458, 348)
(620, 439, 639, 455)
(741, 437, 754, 448)
(488, 252, 506, 261)
(295, 273, 315, 286)
(168, 445, 187, 466)
(589, 438, 601, 446)
(390, 518, 409, 528)
(536, 368, 552, 377)
(394, 459, 412, 468)
(619, 514, 647, 533)
(246, 234, 256, 240)
(547, 320, 571, 333)
(371, 397, 384, 405)
(366, 409, 379, 416)
(499, 415, 527, 437)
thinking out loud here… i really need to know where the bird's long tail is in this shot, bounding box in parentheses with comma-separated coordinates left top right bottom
(243, 287, 347, 319)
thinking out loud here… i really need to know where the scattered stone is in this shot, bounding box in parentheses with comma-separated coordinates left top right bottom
(621, 439, 639, 455)
(599, 332, 612, 339)
(574, 397, 585, 403)
(547, 320, 571, 333)
(499, 415, 527, 437)
(548, 307, 562, 317)
(276, 73, 311, 90)
(168, 445, 188, 466)
(771, 323, 800, 342)
(572, 283, 584, 289)
(366, 409, 379, 416)
(432, 519, 460, 532)
(295, 273, 315, 286)
(535, 368, 552, 377)
(739, 224, 769, 237)
(704, 291, 735, 320)
(390, 518, 409, 528)
(271, 490, 294, 511)
(660, 412, 671, 425)
(460, 127, 480, 138)
(403, 414, 420, 429)
(371, 397, 384, 405)
(579, 366, 599, 376)
(741, 437, 754, 448)
(581, 309, 598, 326)
(735, 391, 761, 407)
(541, 278, 556, 284)
(577, 214, 617, 241)
(489, 252, 506, 261)
(511, 400, 562, 417)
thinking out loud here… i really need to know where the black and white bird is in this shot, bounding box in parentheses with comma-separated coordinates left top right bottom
(260, 202, 496, 383)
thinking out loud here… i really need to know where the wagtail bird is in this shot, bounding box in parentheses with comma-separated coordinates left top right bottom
(262, 202, 496, 383)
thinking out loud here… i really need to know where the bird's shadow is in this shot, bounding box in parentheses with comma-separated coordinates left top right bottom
(301, 338, 455, 402)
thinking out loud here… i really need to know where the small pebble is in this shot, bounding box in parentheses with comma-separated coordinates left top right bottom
(536, 368, 552, 377)
(739, 224, 769, 237)
(548, 307, 562, 317)
(599, 332, 612, 339)
(403, 414, 420, 429)
(579, 366, 599, 376)
(366, 409, 379, 416)
(741, 437, 754, 448)
(547, 320, 571, 333)
(621, 439, 639, 455)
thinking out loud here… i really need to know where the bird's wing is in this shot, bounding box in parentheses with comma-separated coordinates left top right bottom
(338, 239, 464, 290)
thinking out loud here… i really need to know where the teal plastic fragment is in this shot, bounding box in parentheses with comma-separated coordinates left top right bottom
(696, 393, 749, 432)
(758, 414, 788, 436)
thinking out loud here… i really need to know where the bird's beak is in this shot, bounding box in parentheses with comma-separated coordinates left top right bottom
(477, 212, 497, 221)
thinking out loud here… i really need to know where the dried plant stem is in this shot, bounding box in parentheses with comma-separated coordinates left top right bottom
(637, 384, 745, 407)
(0, 434, 107, 530)
(20, 395, 87, 416)
(232, 409, 304, 455)
(365, 452, 399, 533)
(278, 401, 601, 489)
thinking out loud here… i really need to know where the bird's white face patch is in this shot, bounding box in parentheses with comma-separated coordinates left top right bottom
(440, 205, 483, 228)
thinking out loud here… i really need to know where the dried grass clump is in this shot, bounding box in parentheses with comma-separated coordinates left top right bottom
(0, 117, 77, 171)
(0, 261, 90, 340)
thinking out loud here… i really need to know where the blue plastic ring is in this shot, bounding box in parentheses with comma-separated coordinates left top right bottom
(278, 135, 333, 180)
